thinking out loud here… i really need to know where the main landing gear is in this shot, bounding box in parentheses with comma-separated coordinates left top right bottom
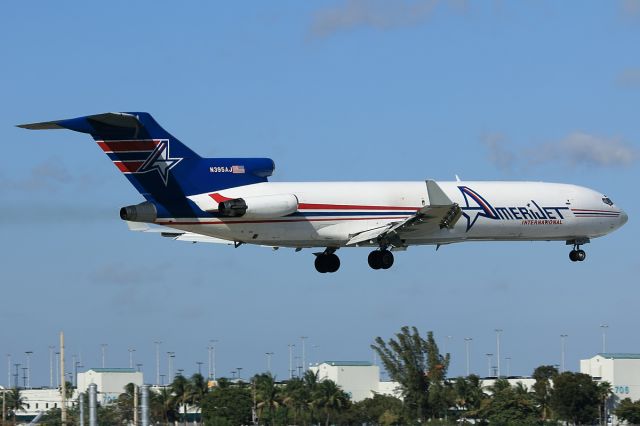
(568, 239, 588, 262)
(368, 249, 394, 270)
(314, 249, 340, 273)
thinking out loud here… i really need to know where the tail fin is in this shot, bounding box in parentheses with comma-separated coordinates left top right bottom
(19, 112, 274, 217)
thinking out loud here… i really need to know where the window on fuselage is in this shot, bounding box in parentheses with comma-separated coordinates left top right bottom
(602, 197, 613, 206)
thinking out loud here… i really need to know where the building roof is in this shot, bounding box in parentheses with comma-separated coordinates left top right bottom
(85, 368, 138, 373)
(597, 353, 640, 360)
(321, 361, 374, 367)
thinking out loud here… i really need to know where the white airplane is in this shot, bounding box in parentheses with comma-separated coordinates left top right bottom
(19, 112, 628, 273)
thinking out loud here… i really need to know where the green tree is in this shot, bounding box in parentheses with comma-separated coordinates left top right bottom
(311, 379, 350, 426)
(151, 386, 177, 424)
(478, 379, 539, 426)
(372, 326, 449, 422)
(282, 377, 308, 425)
(615, 398, 640, 424)
(453, 374, 486, 422)
(596, 381, 612, 425)
(170, 374, 191, 424)
(189, 373, 209, 416)
(201, 384, 253, 426)
(5, 388, 26, 425)
(254, 373, 281, 424)
(531, 365, 558, 421)
(550, 372, 599, 425)
(349, 394, 405, 425)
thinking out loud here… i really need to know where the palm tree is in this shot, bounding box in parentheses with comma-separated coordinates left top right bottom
(311, 380, 350, 426)
(171, 374, 190, 425)
(254, 373, 281, 424)
(152, 386, 176, 424)
(282, 377, 307, 425)
(597, 381, 613, 425)
(189, 373, 209, 416)
(6, 388, 26, 426)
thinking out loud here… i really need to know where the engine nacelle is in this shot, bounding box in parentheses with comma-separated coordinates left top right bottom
(218, 194, 298, 219)
(120, 201, 157, 222)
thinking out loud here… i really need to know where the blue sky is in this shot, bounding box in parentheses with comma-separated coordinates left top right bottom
(1, 0, 639, 386)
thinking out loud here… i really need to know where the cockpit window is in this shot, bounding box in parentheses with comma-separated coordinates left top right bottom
(602, 197, 613, 206)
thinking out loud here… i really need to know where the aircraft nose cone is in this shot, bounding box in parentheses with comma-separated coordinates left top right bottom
(620, 210, 628, 226)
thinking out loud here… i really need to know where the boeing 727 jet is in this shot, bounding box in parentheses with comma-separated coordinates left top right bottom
(19, 112, 628, 272)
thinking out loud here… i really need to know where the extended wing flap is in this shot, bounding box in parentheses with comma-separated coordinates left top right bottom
(125, 221, 233, 245)
(346, 180, 461, 247)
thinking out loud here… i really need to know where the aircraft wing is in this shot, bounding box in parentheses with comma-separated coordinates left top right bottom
(125, 221, 234, 245)
(346, 180, 461, 247)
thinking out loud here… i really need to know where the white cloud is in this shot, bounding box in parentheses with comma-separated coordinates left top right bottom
(483, 131, 637, 170)
(309, 0, 440, 39)
(616, 68, 640, 88)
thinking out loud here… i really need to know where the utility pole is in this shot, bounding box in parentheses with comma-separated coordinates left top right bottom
(495, 329, 503, 377)
(167, 352, 175, 382)
(560, 334, 568, 373)
(60, 331, 67, 426)
(505, 357, 512, 377)
(485, 353, 493, 377)
(154, 341, 162, 385)
(55, 352, 60, 388)
(6, 354, 10, 388)
(196, 361, 203, 376)
(464, 337, 472, 376)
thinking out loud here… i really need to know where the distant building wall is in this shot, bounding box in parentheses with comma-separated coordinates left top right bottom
(310, 361, 380, 402)
(77, 368, 143, 404)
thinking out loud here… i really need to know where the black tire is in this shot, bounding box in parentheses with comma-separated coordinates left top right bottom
(315, 256, 328, 273)
(380, 250, 394, 269)
(368, 251, 382, 269)
(327, 254, 340, 273)
(577, 250, 586, 262)
(569, 250, 578, 262)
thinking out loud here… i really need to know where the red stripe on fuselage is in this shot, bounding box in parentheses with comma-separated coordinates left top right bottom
(210, 193, 234, 203)
(114, 161, 144, 173)
(156, 216, 408, 225)
(298, 203, 420, 211)
(98, 140, 161, 152)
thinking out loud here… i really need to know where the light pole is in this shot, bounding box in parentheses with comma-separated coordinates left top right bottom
(505, 357, 511, 377)
(444, 335, 452, 356)
(300, 336, 308, 372)
(167, 352, 175, 382)
(136, 363, 143, 373)
(128, 348, 136, 369)
(600, 324, 609, 353)
(55, 352, 60, 388)
(237, 367, 243, 381)
(288, 344, 295, 379)
(154, 341, 162, 386)
(6, 354, 10, 388)
(495, 329, 503, 377)
(208, 340, 218, 380)
(25, 351, 33, 389)
(48, 346, 55, 388)
(100, 344, 108, 368)
(560, 334, 568, 373)
(485, 353, 493, 377)
(196, 362, 203, 376)
(265, 352, 274, 374)
(464, 338, 472, 376)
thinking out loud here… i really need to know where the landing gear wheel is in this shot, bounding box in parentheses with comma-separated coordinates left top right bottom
(368, 251, 382, 270)
(368, 250, 394, 270)
(576, 249, 586, 262)
(380, 250, 394, 269)
(569, 250, 579, 262)
(315, 253, 340, 273)
(569, 247, 587, 262)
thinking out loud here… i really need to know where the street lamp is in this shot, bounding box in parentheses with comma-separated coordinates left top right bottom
(167, 352, 175, 381)
(154, 341, 162, 386)
(560, 334, 568, 373)
(288, 344, 295, 379)
(237, 367, 243, 380)
(100, 344, 108, 368)
(208, 340, 218, 381)
(505, 357, 512, 377)
(300, 336, 308, 372)
(24, 351, 33, 389)
(485, 354, 493, 377)
(128, 348, 136, 369)
(464, 338, 472, 376)
(265, 352, 274, 374)
(196, 362, 203, 376)
(600, 324, 609, 353)
(495, 329, 503, 377)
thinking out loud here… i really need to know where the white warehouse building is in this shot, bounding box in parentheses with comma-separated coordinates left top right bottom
(581, 353, 640, 402)
(309, 361, 401, 402)
(77, 368, 143, 404)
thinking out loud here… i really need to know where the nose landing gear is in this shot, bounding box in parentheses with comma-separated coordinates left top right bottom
(567, 239, 588, 262)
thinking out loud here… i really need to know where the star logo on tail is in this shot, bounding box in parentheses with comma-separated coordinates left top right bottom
(137, 140, 182, 185)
